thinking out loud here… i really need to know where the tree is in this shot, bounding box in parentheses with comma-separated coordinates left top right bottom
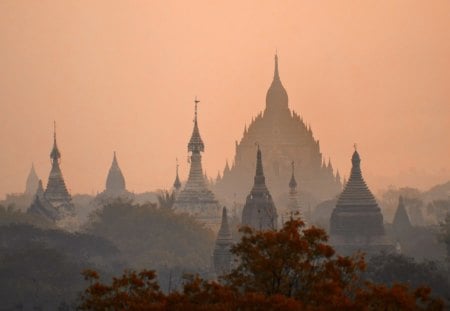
(80, 219, 444, 310)
(157, 190, 176, 209)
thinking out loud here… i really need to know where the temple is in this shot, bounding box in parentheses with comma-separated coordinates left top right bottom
(24, 163, 39, 196)
(241, 146, 278, 230)
(28, 125, 75, 221)
(96, 152, 133, 201)
(173, 159, 182, 193)
(173, 98, 221, 229)
(213, 207, 234, 276)
(282, 161, 303, 223)
(392, 196, 412, 234)
(330, 148, 393, 255)
(215, 54, 341, 208)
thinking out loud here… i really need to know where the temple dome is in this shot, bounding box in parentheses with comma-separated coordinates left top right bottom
(105, 152, 126, 194)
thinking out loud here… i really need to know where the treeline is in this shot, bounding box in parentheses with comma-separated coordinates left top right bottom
(79, 220, 447, 310)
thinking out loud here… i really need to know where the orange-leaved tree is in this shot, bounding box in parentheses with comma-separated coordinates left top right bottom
(79, 219, 444, 310)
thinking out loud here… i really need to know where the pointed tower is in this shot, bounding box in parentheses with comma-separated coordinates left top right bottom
(28, 124, 74, 222)
(265, 53, 289, 115)
(241, 146, 278, 230)
(393, 196, 412, 233)
(173, 159, 182, 192)
(213, 207, 234, 276)
(105, 152, 126, 194)
(25, 163, 39, 196)
(173, 98, 221, 230)
(96, 152, 133, 202)
(330, 148, 393, 255)
(285, 161, 302, 222)
(43, 123, 74, 217)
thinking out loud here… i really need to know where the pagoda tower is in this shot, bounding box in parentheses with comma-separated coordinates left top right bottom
(283, 161, 303, 223)
(96, 152, 133, 201)
(173, 98, 221, 229)
(393, 196, 412, 233)
(215, 54, 341, 208)
(213, 207, 234, 276)
(173, 159, 182, 193)
(28, 124, 74, 220)
(241, 146, 278, 230)
(24, 163, 39, 196)
(330, 148, 393, 255)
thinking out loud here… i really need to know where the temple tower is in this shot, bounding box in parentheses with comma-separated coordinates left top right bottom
(213, 207, 234, 276)
(173, 159, 182, 193)
(173, 98, 221, 229)
(96, 152, 133, 202)
(215, 54, 341, 208)
(393, 196, 412, 233)
(241, 147, 278, 230)
(29, 124, 74, 220)
(25, 163, 39, 196)
(330, 148, 392, 255)
(284, 161, 302, 223)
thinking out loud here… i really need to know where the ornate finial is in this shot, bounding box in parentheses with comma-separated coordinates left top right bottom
(354, 143, 358, 151)
(291, 161, 295, 172)
(176, 157, 179, 172)
(53, 121, 57, 142)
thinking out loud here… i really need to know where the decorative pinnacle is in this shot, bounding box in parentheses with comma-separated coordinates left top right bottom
(194, 96, 200, 122)
(354, 143, 358, 151)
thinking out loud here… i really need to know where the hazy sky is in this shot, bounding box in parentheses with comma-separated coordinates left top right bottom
(0, 1, 449, 198)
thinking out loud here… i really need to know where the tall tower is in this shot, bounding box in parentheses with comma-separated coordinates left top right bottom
(25, 163, 39, 196)
(213, 207, 234, 277)
(173, 98, 221, 230)
(241, 146, 278, 230)
(173, 159, 182, 193)
(96, 152, 133, 202)
(330, 147, 392, 255)
(285, 161, 302, 222)
(29, 124, 74, 220)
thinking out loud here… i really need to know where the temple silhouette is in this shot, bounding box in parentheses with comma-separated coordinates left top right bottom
(215, 55, 342, 208)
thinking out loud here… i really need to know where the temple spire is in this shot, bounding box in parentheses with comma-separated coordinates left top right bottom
(254, 145, 266, 187)
(50, 121, 61, 163)
(213, 206, 233, 276)
(188, 97, 205, 153)
(289, 161, 297, 189)
(105, 151, 126, 194)
(173, 158, 182, 191)
(274, 53, 280, 80)
(25, 163, 40, 195)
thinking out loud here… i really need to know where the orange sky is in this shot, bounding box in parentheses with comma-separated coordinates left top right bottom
(0, 0, 449, 198)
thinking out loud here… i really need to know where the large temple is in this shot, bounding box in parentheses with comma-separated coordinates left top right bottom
(241, 147, 278, 230)
(173, 99, 221, 229)
(330, 148, 393, 255)
(96, 152, 133, 202)
(215, 55, 341, 208)
(28, 125, 75, 221)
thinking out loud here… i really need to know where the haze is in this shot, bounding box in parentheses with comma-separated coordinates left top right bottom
(1, 0, 449, 198)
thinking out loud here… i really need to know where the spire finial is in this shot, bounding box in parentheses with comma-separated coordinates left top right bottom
(354, 143, 358, 151)
(291, 161, 295, 173)
(274, 52, 279, 80)
(53, 120, 57, 142)
(194, 96, 200, 123)
(176, 157, 179, 174)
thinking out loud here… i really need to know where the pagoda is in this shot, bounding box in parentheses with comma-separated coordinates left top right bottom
(283, 161, 303, 223)
(213, 207, 234, 276)
(96, 152, 133, 201)
(24, 163, 39, 196)
(241, 146, 278, 230)
(330, 148, 393, 255)
(215, 54, 341, 207)
(173, 98, 221, 229)
(28, 124, 75, 221)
